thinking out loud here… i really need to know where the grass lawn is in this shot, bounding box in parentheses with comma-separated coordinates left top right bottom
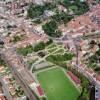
(37, 67, 80, 100)
(54, 49, 65, 54)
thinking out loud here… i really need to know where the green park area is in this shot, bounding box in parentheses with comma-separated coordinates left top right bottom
(61, 0, 89, 15)
(17, 39, 53, 56)
(37, 67, 80, 100)
(27, 2, 56, 18)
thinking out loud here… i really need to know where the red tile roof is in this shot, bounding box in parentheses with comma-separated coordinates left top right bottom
(0, 96, 6, 100)
(86, 68, 94, 74)
(95, 75, 100, 81)
(60, 4, 100, 36)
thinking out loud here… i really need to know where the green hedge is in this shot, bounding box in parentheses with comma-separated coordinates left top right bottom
(46, 53, 75, 62)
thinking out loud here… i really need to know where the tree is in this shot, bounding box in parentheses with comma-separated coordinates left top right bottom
(52, 12, 73, 24)
(33, 42, 45, 52)
(27, 4, 44, 18)
(89, 40, 97, 49)
(0, 41, 4, 45)
(42, 20, 62, 37)
(79, 96, 88, 100)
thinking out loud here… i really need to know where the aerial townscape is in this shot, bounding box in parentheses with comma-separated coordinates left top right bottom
(0, 0, 100, 100)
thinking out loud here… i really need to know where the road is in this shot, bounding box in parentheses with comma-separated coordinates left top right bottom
(0, 77, 12, 100)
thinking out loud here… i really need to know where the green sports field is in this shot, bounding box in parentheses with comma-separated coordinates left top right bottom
(37, 67, 80, 100)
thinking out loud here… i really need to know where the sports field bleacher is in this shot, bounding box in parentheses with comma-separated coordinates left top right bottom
(36, 85, 44, 96)
(67, 71, 80, 85)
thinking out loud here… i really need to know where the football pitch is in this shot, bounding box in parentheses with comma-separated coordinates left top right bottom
(37, 67, 80, 100)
